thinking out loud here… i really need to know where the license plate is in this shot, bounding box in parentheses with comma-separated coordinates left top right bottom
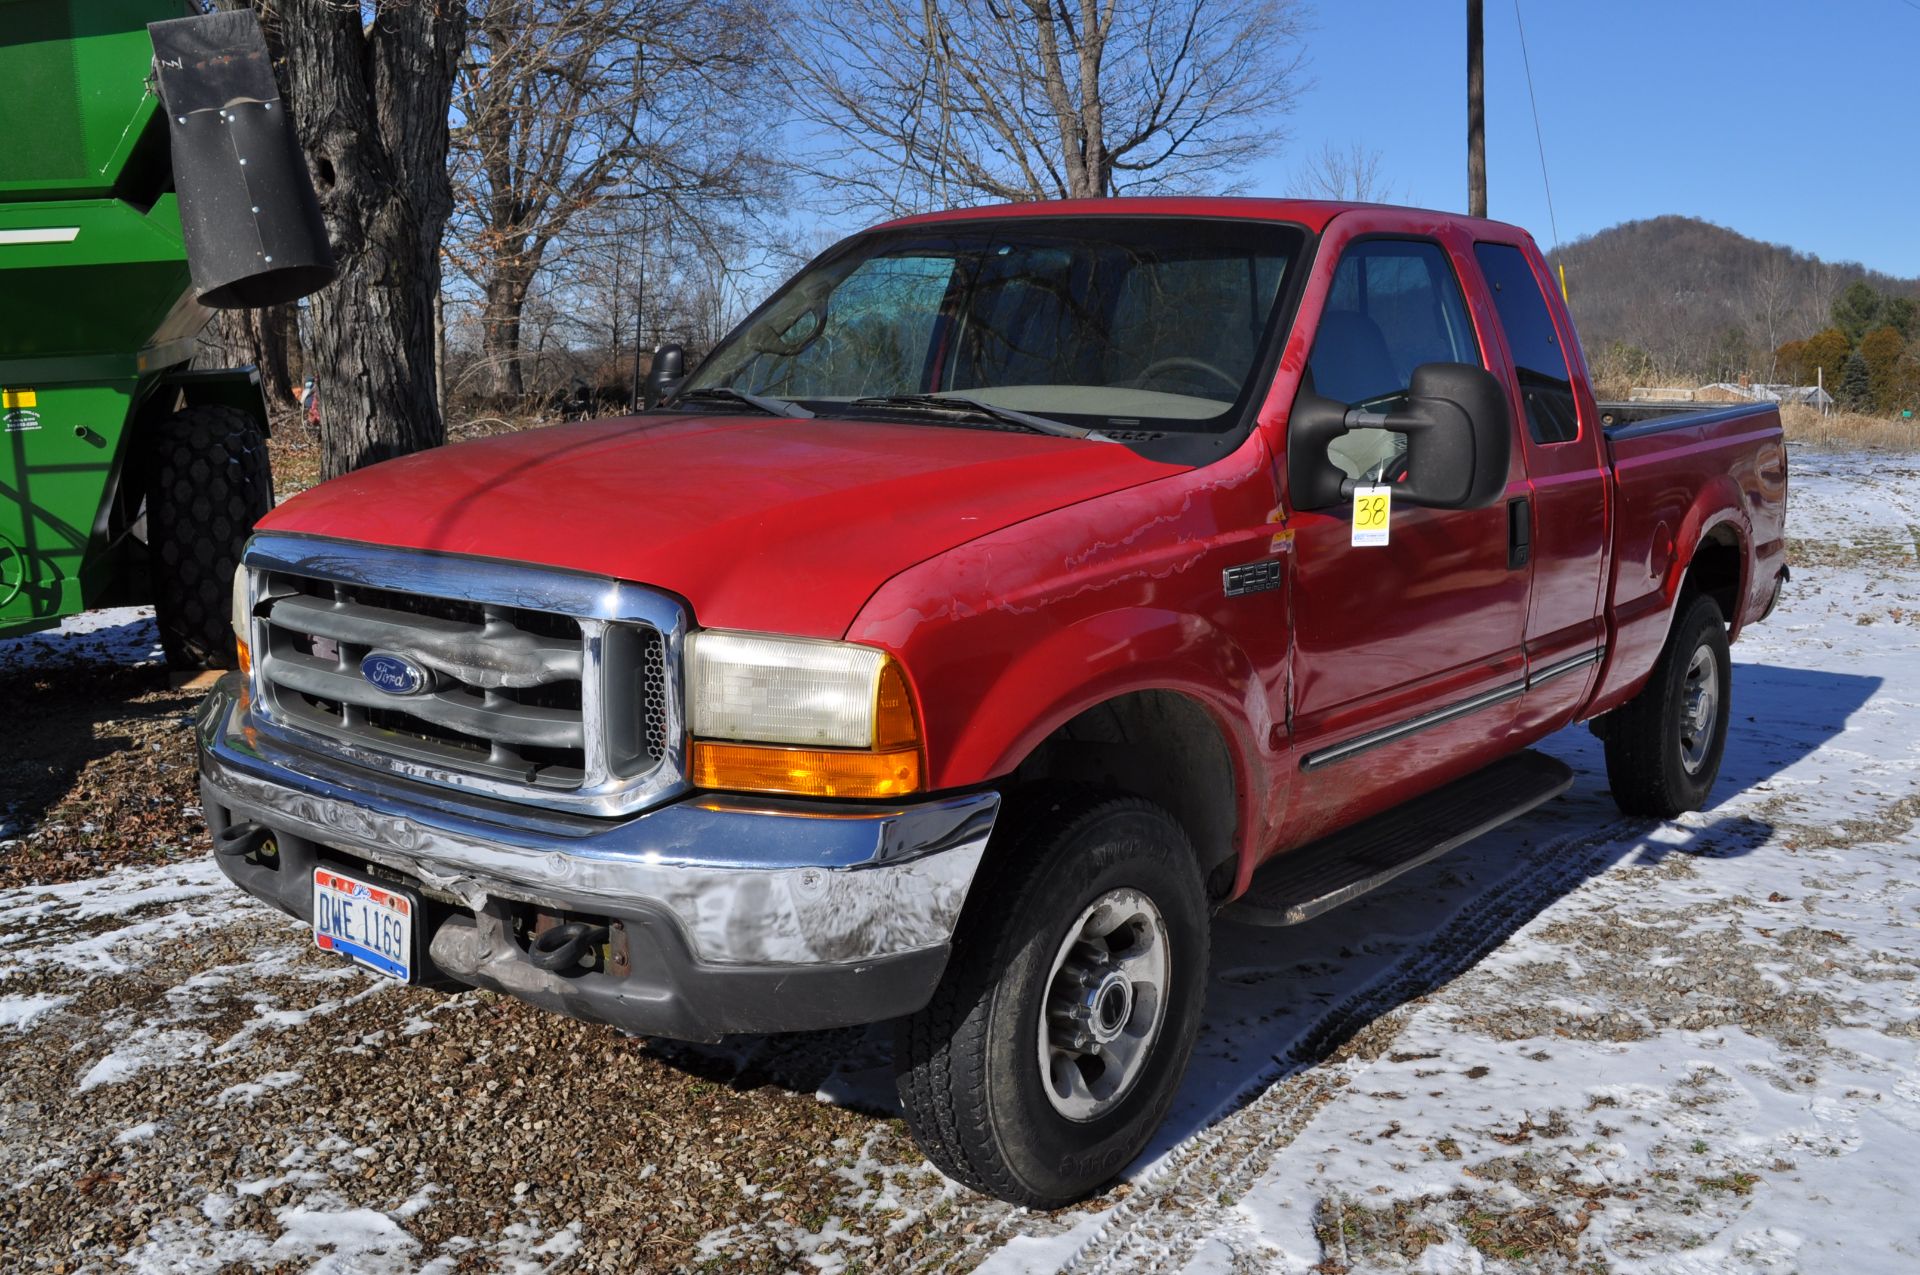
(312, 867, 414, 981)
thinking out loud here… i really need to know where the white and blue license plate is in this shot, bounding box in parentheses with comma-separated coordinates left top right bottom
(313, 867, 414, 981)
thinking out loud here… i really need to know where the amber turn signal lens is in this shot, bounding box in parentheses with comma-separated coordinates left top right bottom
(235, 638, 252, 676)
(872, 657, 918, 751)
(691, 740, 923, 799)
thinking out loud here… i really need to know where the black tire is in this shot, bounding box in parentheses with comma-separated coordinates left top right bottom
(146, 404, 273, 669)
(893, 792, 1210, 1207)
(1602, 592, 1732, 817)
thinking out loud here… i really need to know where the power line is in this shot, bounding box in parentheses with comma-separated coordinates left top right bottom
(1511, 0, 1560, 247)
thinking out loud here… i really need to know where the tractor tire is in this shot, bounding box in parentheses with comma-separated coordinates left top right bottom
(146, 404, 273, 670)
(893, 791, 1210, 1207)
(1602, 592, 1732, 818)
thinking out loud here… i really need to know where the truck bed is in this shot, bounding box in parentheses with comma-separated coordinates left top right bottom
(1587, 399, 1789, 719)
(1595, 400, 1774, 437)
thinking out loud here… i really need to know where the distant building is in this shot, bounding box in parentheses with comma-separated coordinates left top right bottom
(1629, 382, 1834, 413)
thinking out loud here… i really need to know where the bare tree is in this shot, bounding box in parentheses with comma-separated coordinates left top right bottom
(448, 0, 778, 398)
(1291, 143, 1395, 202)
(1751, 250, 1793, 380)
(780, 0, 1309, 215)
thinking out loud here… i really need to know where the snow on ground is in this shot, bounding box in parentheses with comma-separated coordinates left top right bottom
(0, 605, 161, 672)
(1, 449, 1917, 1272)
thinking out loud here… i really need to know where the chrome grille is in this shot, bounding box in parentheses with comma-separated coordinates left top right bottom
(242, 534, 687, 817)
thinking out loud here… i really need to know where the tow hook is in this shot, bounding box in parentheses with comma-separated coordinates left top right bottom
(212, 820, 274, 859)
(527, 921, 610, 974)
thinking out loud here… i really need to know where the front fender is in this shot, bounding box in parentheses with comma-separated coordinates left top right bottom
(941, 605, 1268, 790)
(846, 439, 1290, 869)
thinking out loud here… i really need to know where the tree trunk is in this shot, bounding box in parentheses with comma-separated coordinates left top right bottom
(196, 304, 298, 410)
(278, 0, 465, 481)
(480, 271, 531, 399)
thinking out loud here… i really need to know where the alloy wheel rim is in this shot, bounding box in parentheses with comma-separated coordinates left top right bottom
(1037, 887, 1171, 1122)
(1679, 644, 1719, 774)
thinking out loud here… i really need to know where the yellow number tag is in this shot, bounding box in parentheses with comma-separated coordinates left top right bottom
(1351, 485, 1391, 547)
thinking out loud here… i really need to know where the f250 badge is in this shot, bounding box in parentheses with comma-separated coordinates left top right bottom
(361, 651, 432, 695)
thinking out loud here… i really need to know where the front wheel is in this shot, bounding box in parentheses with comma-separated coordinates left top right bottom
(1602, 592, 1732, 817)
(893, 793, 1209, 1207)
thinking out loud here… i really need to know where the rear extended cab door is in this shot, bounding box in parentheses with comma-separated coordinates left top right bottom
(1463, 237, 1612, 736)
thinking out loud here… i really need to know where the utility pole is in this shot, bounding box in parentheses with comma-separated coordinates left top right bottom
(628, 213, 649, 411)
(1467, 0, 1486, 217)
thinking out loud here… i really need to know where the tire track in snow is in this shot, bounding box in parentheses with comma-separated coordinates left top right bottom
(1053, 813, 1645, 1275)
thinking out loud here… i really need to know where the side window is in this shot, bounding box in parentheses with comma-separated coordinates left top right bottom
(1474, 242, 1580, 444)
(1307, 239, 1481, 480)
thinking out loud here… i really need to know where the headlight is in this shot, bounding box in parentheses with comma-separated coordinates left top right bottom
(685, 631, 922, 798)
(230, 563, 252, 674)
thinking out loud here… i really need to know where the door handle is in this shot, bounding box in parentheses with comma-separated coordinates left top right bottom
(1508, 496, 1532, 570)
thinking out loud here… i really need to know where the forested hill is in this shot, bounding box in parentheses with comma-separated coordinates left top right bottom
(1545, 216, 1920, 386)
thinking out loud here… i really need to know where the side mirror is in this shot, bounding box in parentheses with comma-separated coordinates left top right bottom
(644, 343, 687, 408)
(1286, 362, 1511, 512)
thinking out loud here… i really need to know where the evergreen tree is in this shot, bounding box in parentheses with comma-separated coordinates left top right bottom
(1840, 350, 1873, 412)
(1861, 326, 1908, 412)
(1884, 297, 1918, 341)
(1832, 282, 1884, 343)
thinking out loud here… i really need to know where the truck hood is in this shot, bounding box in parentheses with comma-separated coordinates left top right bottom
(259, 413, 1184, 637)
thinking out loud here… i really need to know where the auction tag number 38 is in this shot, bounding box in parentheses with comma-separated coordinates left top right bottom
(1351, 485, 1391, 547)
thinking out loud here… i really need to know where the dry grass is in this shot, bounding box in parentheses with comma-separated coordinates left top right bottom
(1779, 403, 1920, 451)
(265, 409, 548, 501)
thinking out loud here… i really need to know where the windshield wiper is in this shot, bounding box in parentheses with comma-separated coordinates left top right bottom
(672, 386, 815, 419)
(850, 393, 1110, 442)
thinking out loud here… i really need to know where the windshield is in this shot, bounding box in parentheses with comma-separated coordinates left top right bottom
(683, 218, 1304, 434)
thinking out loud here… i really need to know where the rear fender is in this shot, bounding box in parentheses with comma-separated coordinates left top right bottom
(1591, 474, 1750, 717)
(1675, 503, 1751, 633)
(157, 367, 271, 434)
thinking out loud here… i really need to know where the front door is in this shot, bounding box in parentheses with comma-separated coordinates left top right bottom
(1283, 228, 1532, 843)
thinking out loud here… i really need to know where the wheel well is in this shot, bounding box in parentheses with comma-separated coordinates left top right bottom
(1684, 527, 1742, 623)
(1008, 691, 1240, 899)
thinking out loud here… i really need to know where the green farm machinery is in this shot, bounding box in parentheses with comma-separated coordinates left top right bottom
(0, 2, 330, 665)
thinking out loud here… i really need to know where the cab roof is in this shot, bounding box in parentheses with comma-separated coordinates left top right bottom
(874, 196, 1532, 242)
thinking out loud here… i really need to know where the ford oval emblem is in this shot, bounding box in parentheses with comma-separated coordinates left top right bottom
(360, 650, 431, 696)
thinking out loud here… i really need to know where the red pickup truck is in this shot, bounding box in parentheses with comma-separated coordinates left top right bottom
(195, 198, 1787, 1206)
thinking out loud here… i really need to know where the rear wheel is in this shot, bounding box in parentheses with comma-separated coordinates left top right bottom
(893, 792, 1209, 1207)
(146, 404, 272, 669)
(1602, 592, 1731, 817)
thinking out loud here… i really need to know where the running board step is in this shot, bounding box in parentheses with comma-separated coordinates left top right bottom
(1224, 749, 1574, 927)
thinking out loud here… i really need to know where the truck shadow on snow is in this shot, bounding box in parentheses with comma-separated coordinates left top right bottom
(644, 662, 1879, 1190)
(0, 615, 182, 849)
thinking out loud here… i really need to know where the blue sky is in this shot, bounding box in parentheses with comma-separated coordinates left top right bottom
(1254, 0, 1920, 276)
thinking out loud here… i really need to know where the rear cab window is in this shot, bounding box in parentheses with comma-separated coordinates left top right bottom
(1473, 242, 1580, 444)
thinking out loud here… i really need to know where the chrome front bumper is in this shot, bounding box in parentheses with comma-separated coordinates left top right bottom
(195, 675, 999, 1039)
